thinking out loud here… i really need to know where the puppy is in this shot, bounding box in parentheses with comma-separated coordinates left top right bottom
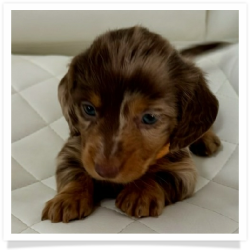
(42, 26, 221, 223)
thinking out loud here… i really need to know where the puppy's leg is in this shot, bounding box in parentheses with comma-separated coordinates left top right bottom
(41, 136, 94, 223)
(155, 150, 197, 204)
(189, 128, 221, 156)
(116, 150, 197, 218)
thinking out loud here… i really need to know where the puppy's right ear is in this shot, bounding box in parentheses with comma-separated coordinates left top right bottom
(168, 55, 218, 151)
(58, 73, 80, 136)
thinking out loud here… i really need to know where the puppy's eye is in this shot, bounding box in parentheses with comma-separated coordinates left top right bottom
(82, 104, 96, 116)
(142, 114, 157, 124)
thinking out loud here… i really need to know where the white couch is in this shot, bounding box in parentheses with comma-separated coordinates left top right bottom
(11, 10, 239, 235)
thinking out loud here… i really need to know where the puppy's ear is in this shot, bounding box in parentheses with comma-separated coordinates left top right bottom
(169, 55, 219, 150)
(58, 73, 80, 136)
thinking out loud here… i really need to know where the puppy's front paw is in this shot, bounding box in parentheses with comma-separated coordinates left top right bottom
(115, 179, 165, 218)
(41, 192, 94, 223)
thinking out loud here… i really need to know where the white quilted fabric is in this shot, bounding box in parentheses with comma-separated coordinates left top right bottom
(11, 44, 239, 234)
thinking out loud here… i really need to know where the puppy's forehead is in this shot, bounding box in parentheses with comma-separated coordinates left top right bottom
(88, 90, 168, 117)
(72, 26, 174, 107)
(87, 79, 167, 114)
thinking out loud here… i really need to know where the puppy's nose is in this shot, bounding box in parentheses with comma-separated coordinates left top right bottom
(95, 163, 119, 179)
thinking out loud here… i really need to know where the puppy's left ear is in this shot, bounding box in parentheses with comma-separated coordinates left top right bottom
(58, 72, 80, 137)
(169, 56, 219, 151)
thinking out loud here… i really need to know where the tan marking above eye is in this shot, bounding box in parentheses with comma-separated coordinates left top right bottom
(121, 92, 149, 117)
(90, 93, 101, 108)
(121, 92, 173, 120)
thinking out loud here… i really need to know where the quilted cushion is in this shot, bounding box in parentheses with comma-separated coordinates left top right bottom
(11, 44, 239, 234)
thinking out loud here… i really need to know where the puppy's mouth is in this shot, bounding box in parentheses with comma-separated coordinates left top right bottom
(93, 143, 170, 180)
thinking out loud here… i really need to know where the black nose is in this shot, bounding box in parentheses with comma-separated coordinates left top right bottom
(95, 164, 119, 179)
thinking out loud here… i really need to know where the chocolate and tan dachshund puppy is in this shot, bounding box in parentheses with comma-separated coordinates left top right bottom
(42, 26, 221, 223)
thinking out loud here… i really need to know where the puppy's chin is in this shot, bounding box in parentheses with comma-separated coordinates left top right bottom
(81, 151, 154, 184)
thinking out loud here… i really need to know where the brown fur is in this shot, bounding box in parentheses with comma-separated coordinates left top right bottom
(42, 26, 221, 222)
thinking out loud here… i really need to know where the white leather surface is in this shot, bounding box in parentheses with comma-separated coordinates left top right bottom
(11, 44, 239, 234)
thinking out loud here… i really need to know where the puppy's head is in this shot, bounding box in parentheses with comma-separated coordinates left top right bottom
(58, 26, 218, 183)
